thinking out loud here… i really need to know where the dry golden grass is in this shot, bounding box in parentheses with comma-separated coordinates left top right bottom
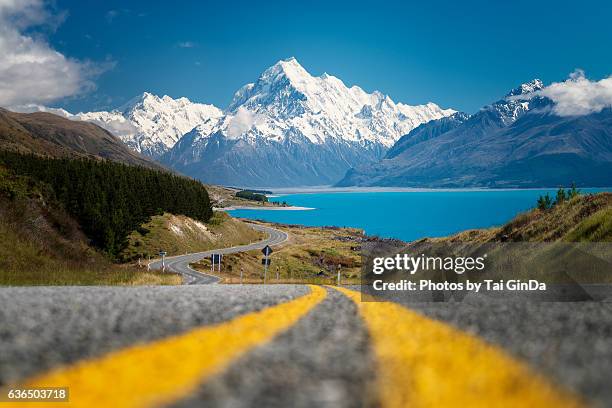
(121, 211, 264, 261)
(192, 222, 365, 284)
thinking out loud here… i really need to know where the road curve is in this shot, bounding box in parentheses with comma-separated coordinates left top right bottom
(149, 223, 288, 284)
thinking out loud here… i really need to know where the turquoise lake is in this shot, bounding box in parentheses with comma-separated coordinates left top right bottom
(228, 189, 610, 242)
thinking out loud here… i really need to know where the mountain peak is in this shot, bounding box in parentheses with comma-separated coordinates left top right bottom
(261, 57, 311, 85)
(506, 79, 544, 97)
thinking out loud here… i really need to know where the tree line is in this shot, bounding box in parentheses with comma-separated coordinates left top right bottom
(0, 151, 212, 258)
(236, 190, 268, 202)
(536, 183, 580, 210)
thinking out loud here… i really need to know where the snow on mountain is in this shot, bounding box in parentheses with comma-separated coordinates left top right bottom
(13, 93, 223, 159)
(76, 93, 223, 158)
(485, 79, 545, 126)
(337, 79, 612, 188)
(163, 57, 456, 187)
(210, 57, 455, 147)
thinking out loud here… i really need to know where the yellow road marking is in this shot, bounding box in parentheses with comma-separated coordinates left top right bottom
(9, 285, 327, 408)
(333, 286, 584, 408)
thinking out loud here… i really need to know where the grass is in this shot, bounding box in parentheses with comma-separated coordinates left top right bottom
(378, 192, 612, 285)
(120, 211, 264, 262)
(564, 207, 612, 242)
(0, 221, 180, 285)
(0, 167, 181, 286)
(192, 222, 365, 284)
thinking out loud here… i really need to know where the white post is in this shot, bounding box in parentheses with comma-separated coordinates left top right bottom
(264, 255, 268, 285)
(147, 255, 150, 271)
(337, 265, 341, 286)
(218, 255, 221, 273)
(161, 254, 165, 272)
(240, 267, 244, 285)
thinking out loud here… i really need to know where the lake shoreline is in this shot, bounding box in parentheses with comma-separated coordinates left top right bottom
(217, 205, 315, 211)
(227, 188, 611, 242)
(264, 186, 597, 195)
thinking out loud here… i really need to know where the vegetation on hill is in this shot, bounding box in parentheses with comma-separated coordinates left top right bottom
(0, 167, 179, 285)
(0, 151, 212, 257)
(450, 192, 612, 243)
(120, 211, 264, 261)
(235, 190, 268, 202)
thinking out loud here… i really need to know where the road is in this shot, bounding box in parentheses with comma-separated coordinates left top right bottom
(1, 284, 611, 407)
(148, 223, 288, 284)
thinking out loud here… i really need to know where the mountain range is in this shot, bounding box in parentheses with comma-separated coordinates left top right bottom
(162, 58, 454, 187)
(17, 58, 454, 187)
(337, 80, 612, 187)
(7, 59, 611, 188)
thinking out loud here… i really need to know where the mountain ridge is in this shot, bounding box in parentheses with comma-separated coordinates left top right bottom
(336, 80, 612, 188)
(161, 57, 455, 187)
(0, 108, 163, 170)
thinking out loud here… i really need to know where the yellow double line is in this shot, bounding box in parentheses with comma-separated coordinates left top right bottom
(335, 287, 584, 408)
(7, 285, 584, 407)
(13, 286, 326, 407)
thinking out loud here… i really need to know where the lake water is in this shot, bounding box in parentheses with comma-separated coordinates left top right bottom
(228, 189, 609, 242)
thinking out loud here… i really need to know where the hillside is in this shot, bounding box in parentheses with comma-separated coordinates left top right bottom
(0, 167, 180, 285)
(0, 151, 213, 257)
(433, 192, 611, 243)
(369, 192, 612, 287)
(0, 108, 163, 169)
(120, 212, 264, 261)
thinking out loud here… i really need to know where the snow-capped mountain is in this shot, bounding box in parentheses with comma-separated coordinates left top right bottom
(76, 93, 223, 158)
(337, 79, 612, 188)
(13, 93, 223, 159)
(163, 57, 455, 187)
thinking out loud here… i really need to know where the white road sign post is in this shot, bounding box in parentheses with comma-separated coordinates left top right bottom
(211, 254, 222, 274)
(337, 264, 342, 286)
(159, 251, 167, 272)
(262, 245, 273, 285)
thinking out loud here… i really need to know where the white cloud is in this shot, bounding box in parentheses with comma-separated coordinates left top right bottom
(0, 0, 95, 107)
(226, 107, 259, 138)
(79, 116, 139, 138)
(9, 103, 73, 117)
(528, 70, 612, 116)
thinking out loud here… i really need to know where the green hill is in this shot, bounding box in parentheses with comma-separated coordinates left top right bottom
(435, 192, 611, 243)
(0, 167, 179, 285)
(0, 151, 212, 257)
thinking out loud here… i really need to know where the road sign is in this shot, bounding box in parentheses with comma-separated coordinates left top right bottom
(262, 258, 271, 266)
(211, 253, 222, 273)
(159, 251, 167, 257)
(261, 245, 273, 256)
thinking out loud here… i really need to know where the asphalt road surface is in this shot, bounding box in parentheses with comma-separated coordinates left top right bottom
(1, 284, 611, 407)
(148, 223, 288, 284)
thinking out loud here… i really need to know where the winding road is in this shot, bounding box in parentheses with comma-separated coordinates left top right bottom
(148, 223, 288, 284)
(2, 224, 611, 406)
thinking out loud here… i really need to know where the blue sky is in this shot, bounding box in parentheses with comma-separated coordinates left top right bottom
(20, 0, 612, 113)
